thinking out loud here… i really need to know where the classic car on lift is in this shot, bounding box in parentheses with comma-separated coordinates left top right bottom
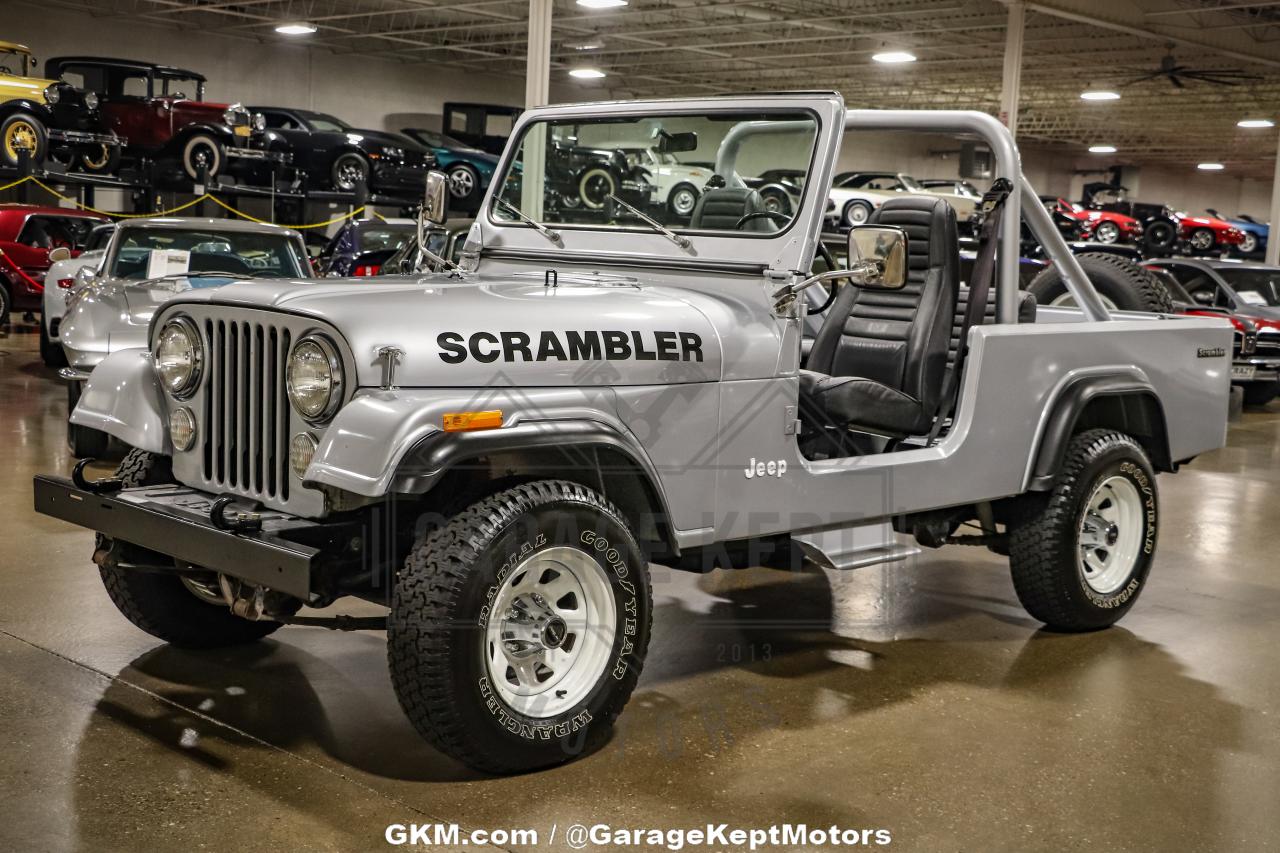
(316, 217, 418, 277)
(544, 128, 651, 214)
(1176, 211, 1246, 255)
(0, 203, 107, 326)
(1083, 183, 1181, 255)
(37, 95, 1232, 777)
(1145, 262, 1280, 407)
(250, 107, 434, 195)
(1219, 213, 1268, 257)
(400, 127, 500, 211)
(47, 56, 284, 183)
(0, 41, 121, 173)
(40, 221, 114, 365)
(1039, 195, 1144, 245)
(827, 171, 978, 229)
(57, 216, 312, 456)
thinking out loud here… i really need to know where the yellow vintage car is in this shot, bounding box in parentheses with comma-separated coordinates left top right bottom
(0, 41, 119, 173)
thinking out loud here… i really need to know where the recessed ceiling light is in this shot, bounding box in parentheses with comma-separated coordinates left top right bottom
(872, 51, 917, 64)
(1197, 162, 1225, 171)
(569, 67, 607, 79)
(1237, 118, 1275, 128)
(575, 0, 628, 8)
(1089, 145, 1117, 153)
(274, 21, 317, 35)
(1080, 90, 1121, 101)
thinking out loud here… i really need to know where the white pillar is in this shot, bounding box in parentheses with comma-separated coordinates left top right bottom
(522, 0, 552, 218)
(999, 1, 1025, 135)
(525, 0, 552, 109)
(1267, 131, 1280, 266)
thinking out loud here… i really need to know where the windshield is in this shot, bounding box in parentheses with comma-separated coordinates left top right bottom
(109, 228, 306, 279)
(306, 113, 349, 132)
(490, 111, 819, 235)
(1217, 268, 1280, 307)
(412, 129, 466, 148)
(0, 49, 29, 76)
(158, 75, 202, 99)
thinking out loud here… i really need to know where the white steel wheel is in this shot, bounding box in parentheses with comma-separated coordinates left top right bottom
(1094, 221, 1120, 244)
(1077, 475, 1144, 595)
(1239, 232, 1258, 254)
(1049, 290, 1118, 310)
(483, 545, 617, 719)
(844, 200, 872, 227)
(669, 185, 697, 217)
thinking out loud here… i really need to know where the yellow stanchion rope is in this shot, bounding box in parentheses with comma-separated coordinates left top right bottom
(3, 174, 371, 230)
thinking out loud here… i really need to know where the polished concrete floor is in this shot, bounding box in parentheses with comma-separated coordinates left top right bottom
(3, 317, 1280, 853)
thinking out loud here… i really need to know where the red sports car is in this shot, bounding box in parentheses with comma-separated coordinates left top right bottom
(0, 204, 108, 325)
(1176, 212, 1246, 254)
(1041, 196, 1143, 244)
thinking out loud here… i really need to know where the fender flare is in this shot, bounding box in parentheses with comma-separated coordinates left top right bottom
(1027, 373, 1171, 491)
(0, 100, 54, 125)
(66, 348, 169, 455)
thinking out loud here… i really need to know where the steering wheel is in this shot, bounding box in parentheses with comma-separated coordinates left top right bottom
(808, 242, 842, 314)
(734, 210, 791, 230)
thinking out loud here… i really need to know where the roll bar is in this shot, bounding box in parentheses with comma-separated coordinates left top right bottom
(843, 110, 1112, 323)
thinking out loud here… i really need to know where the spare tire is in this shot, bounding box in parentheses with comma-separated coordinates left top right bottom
(1027, 251, 1174, 314)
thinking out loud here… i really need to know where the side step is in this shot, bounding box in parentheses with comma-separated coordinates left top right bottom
(793, 521, 921, 571)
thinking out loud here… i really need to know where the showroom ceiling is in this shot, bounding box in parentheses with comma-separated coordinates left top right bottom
(46, 0, 1280, 177)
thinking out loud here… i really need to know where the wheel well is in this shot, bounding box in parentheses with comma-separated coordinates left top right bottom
(425, 444, 677, 560)
(1030, 385, 1172, 490)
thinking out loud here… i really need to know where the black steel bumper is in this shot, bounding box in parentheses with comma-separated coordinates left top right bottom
(48, 128, 119, 147)
(33, 475, 323, 598)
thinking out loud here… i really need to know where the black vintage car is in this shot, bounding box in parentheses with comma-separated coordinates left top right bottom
(251, 107, 434, 195)
(1082, 182, 1179, 255)
(544, 131, 651, 216)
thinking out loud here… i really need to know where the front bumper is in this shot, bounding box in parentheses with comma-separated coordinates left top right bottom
(48, 128, 119, 147)
(33, 475, 335, 599)
(1232, 356, 1280, 384)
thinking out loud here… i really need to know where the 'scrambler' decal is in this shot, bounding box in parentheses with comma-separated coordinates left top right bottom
(438, 330, 704, 364)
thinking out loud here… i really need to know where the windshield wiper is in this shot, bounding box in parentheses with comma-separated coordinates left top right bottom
(606, 194, 692, 250)
(494, 197, 561, 244)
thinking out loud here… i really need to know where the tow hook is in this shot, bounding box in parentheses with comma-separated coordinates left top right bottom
(72, 458, 122, 495)
(209, 494, 263, 534)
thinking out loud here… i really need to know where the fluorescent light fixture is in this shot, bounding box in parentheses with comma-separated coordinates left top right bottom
(275, 21, 317, 35)
(1197, 162, 1225, 171)
(1080, 90, 1121, 101)
(1088, 145, 1117, 153)
(575, 0, 628, 8)
(1237, 118, 1275, 128)
(570, 39, 605, 51)
(569, 67, 607, 79)
(872, 51, 917, 64)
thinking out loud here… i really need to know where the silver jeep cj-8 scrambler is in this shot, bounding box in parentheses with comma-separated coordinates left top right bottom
(35, 94, 1231, 774)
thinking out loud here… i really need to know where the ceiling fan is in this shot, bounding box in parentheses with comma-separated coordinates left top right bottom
(1121, 46, 1262, 89)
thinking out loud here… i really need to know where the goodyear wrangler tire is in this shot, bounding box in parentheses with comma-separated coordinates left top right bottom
(97, 448, 283, 648)
(389, 480, 652, 774)
(1008, 429, 1158, 632)
(1027, 251, 1174, 314)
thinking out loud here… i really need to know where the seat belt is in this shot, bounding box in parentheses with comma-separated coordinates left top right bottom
(926, 178, 1013, 446)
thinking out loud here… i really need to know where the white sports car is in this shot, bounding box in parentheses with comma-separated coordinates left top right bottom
(618, 146, 712, 218)
(827, 171, 978, 229)
(40, 222, 114, 367)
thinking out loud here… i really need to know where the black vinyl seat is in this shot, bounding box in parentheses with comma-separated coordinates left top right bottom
(689, 187, 775, 232)
(801, 195, 961, 438)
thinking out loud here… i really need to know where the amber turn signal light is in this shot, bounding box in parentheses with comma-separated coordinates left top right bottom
(442, 410, 503, 432)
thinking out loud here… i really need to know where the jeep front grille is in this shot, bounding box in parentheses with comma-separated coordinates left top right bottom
(201, 318, 293, 502)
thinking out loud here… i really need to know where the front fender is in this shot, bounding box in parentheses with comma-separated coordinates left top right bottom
(306, 386, 630, 498)
(68, 348, 170, 454)
(0, 100, 53, 123)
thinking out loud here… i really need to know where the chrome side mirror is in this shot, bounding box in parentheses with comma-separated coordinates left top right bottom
(48, 246, 72, 263)
(422, 170, 449, 226)
(848, 225, 909, 290)
(73, 265, 96, 288)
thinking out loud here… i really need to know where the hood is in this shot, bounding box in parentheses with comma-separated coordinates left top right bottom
(1178, 213, 1234, 229)
(348, 128, 431, 155)
(120, 274, 244, 317)
(160, 273, 725, 388)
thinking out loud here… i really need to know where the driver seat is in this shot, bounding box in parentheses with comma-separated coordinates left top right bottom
(801, 195, 960, 439)
(689, 187, 775, 232)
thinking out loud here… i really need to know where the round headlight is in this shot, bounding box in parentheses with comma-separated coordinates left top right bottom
(44, 83, 61, 104)
(155, 317, 203, 398)
(286, 335, 343, 422)
(252, 112, 266, 132)
(84, 90, 99, 111)
(170, 406, 197, 451)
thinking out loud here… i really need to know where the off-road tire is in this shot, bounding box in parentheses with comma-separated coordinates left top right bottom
(40, 319, 66, 367)
(1242, 382, 1279, 408)
(97, 448, 283, 648)
(1008, 429, 1158, 632)
(1027, 251, 1174, 313)
(388, 480, 652, 774)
